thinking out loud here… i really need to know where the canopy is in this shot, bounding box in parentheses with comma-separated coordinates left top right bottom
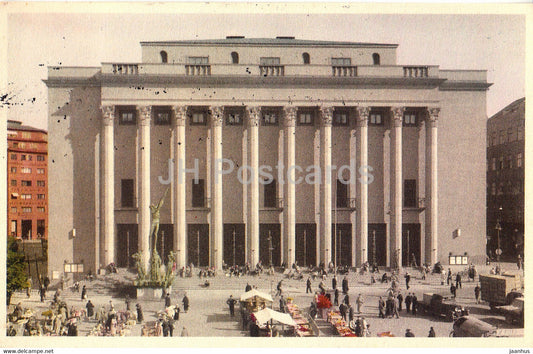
(240, 289, 273, 303)
(254, 308, 297, 327)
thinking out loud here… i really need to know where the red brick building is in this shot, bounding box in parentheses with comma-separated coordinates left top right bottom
(7, 120, 48, 240)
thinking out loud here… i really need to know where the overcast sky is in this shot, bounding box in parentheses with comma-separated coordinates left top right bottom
(6, 11, 525, 130)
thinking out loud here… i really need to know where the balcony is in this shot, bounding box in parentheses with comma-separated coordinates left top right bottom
(403, 66, 429, 78)
(112, 64, 139, 75)
(259, 65, 285, 77)
(185, 64, 211, 76)
(332, 66, 357, 77)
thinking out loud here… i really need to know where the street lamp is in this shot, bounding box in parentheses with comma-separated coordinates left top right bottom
(232, 227, 236, 267)
(372, 230, 377, 266)
(268, 231, 273, 267)
(495, 206, 503, 263)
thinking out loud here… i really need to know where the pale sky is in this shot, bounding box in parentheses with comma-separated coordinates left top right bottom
(6, 11, 525, 130)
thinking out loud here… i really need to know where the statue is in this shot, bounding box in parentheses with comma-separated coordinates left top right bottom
(132, 252, 147, 285)
(163, 251, 177, 289)
(150, 187, 169, 251)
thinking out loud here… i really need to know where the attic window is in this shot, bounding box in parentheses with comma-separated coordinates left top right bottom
(372, 53, 380, 65)
(231, 52, 239, 64)
(302, 52, 310, 65)
(160, 51, 168, 63)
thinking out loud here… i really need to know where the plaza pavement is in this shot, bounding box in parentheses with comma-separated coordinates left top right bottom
(9, 262, 523, 337)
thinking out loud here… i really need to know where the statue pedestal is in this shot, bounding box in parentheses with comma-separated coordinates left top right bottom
(135, 286, 171, 300)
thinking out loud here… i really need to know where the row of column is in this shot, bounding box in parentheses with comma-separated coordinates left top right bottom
(100, 104, 439, 270)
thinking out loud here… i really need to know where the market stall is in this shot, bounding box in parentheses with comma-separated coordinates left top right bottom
(286, 301, 315, 337)
(327, 311, 356, 337)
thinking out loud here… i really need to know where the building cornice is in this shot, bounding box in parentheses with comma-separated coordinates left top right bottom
(439, 81, 492, 91)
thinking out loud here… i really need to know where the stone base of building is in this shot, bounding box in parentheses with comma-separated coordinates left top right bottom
(135, 286, 171, 300)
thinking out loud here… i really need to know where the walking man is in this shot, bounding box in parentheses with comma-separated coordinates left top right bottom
(474, 284, 481, 304)
(411, 294, 418, 316)
(378, 297, 385, 318)
(306, 277, 312, 294)
(356, 293, 364, 314)
(332, 275, 337, 290)
(450, 284, 457, 299)
(456, 273, 462, 289)
(276, 280, 283, 297)
(405, 293, 412, 313)
(405, 272, 411, 290)
(342, 276, 349, 295)
(447, 268, 452, 285)
(227, 295, 237, 317)
(182, 294, 190, 313)
(392, 297, 400, 319)
(397, 292, 403, 312)
(334, 288, 339, 306)
(165, 292, 172, 308)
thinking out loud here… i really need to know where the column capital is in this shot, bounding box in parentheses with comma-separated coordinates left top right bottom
(137, 106, 152, 126)
(391, 106, 405, 127)
(172, 106, 188, 126)
(283, 106, 297, 127)
(101, 105, 115, 126)
(210, 106, 224, 127)
(427, 107, 440, 127)
(356, 106, 371, 127)
(319, 106, 334, 127)
(247, 106, 261, 127)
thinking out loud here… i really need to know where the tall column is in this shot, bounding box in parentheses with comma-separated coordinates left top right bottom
(138, 105, 152, 271)
(173, 106, 187, 267)
(320, 106, 333, 266)
(101, 105, 115, 267)
(283, 106, 297, 266)
(391, 106, 405, 269)
(210, 106, 224, 269)
(247, 107, 261, 267)
(426, 108, 440, 264)
(356, 106, 370, 266)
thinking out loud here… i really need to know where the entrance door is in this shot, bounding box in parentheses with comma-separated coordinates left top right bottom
(187, 224, 209, 267)
(21, 220, 32, 240)
(116, 224, 138, 268)
(223, 224, 245, 266)
(368, 223, 387, 266)
(259, 224, 281, 267)
(402, 223, 421, 267)
(295, 224, 317, 267)
(155, 224, 174, 264)
(332, 224, 352, 266)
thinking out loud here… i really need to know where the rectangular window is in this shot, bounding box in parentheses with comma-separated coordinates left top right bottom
(37, 168, 45, 174)
(226, 110, 243, 125)
(331, 58, 352, 66)
(491, 183, 496, 196)
(21, 180, 32, 187)
(507, 155, 513, 169)
(22, 132, 31, 139)
(517, 125, 524, 140)
(21, 154, 26, 161)
(37, 220, 45, 237)
(262, 111, 279, 125)
(119, 109, 136, 125)
(22, 207, 32, 213)
(491, 133, 498, 146)
(333, 111, 349, 126)
(370, 112, 383, 125)
(37, 194, 45, 200)
(121, 179, 134, 208)
(13, 142, 19, 148)
(499, 157, 504, 170)
(260, 57, 280, 66)
(188, 57, 209, 65)
(508, 128, 515, 142)
(404, 179, 417, 208)
(21, 167, 31, 174)
(298, 112, 314, 126)
(190, 111, 206, 125)
(491, 157, 497, 171)
(18, 142, 26, 149)
(11, 180, 17, 186)
(264, 179, 277, 208)
(28, 155, 32, 161)
(336, 179, 348, 208)
(37, 155, 45, 161)
(499, 130, 506, 145)
(154, 110, 171, 125)
(37, 180, 45, 187)
(11, 207, 17, 213)
(37, 207, 45, 213)
(403, 112, 417, 126)
(10, 154, 16, 160)
(192, 179, 205, 207)
(21, 194, 32, 200)
(10, 220, 17, 234)
(10, 167, 16, 173)
(517, 153, 523, 168)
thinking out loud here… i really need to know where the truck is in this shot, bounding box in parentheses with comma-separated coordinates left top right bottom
(419, 293, 466, 322)
(479, 274, 523, 309)
(496, 296, 524, 326)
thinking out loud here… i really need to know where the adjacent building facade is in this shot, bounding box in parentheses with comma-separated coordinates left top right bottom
(7, 120, 48, 240)
(45, 37, 490, 280)
(486, 97, 525, 261)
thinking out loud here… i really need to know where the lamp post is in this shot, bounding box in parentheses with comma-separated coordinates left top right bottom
(268, 231, 273, 267)
(372, 230, 377, 266)
(303, 229, 307, 267)
(232, 227, 236, 267)
(495, 205, 503, 263)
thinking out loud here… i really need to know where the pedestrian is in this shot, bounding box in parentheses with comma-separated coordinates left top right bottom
(334, 288, 339, 306)
(227, 295, 237, 316)
(405, 329, 415, 337)
(450, 284, 457, 299)
(39, 285, 46, 302)
(405, 293, 412, 313)
(276, 280, 283, 297)
(306, 277, 312, 294)
(125, 296, 131, 311)
(182, 294, 190, 312)
(456, 273, 462, 289)
(279, 295, 286, 313)
(43, 276, 50, 291)
(378, 297, 385, 318)
(86, 300, 95, 318)
(349, 305, 354, 322)
(245, 283, 252, 292)
(428, 327, 436, 337)
(405, 272, 411, 290)
(339, 303, 347, 321)
(26, 277, 32, 298)
(168, 318, 175, 337)
(342, 276, 349, 294)
(517, 255, 522, 270)
(332, 275, 337, 290)
(344, 294, 350, 306)
(397, 292, 403, 312)
(356, 294, 364, 313)
(162, 319, 169, 337)
(81, 285, 87, 300)
(474, 284, 481, 304)
(181, 326, 188, 337)
(136, 303, 144, 322)
(392, 297, 400, 318)
(165, 292, 171, 308)
(174, 305, 180, 321)
(411, 294, 418, 316)
(447, 268, 452, 285)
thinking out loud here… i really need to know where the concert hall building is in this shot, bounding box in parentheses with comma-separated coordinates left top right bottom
(44, 37, 490, 280)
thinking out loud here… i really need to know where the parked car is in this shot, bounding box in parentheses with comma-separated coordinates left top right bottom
(419, 293, 467, 321)
(479, 274, 523, 309)
(450, 316, 523, 337)
(496, 296, 524, 326)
